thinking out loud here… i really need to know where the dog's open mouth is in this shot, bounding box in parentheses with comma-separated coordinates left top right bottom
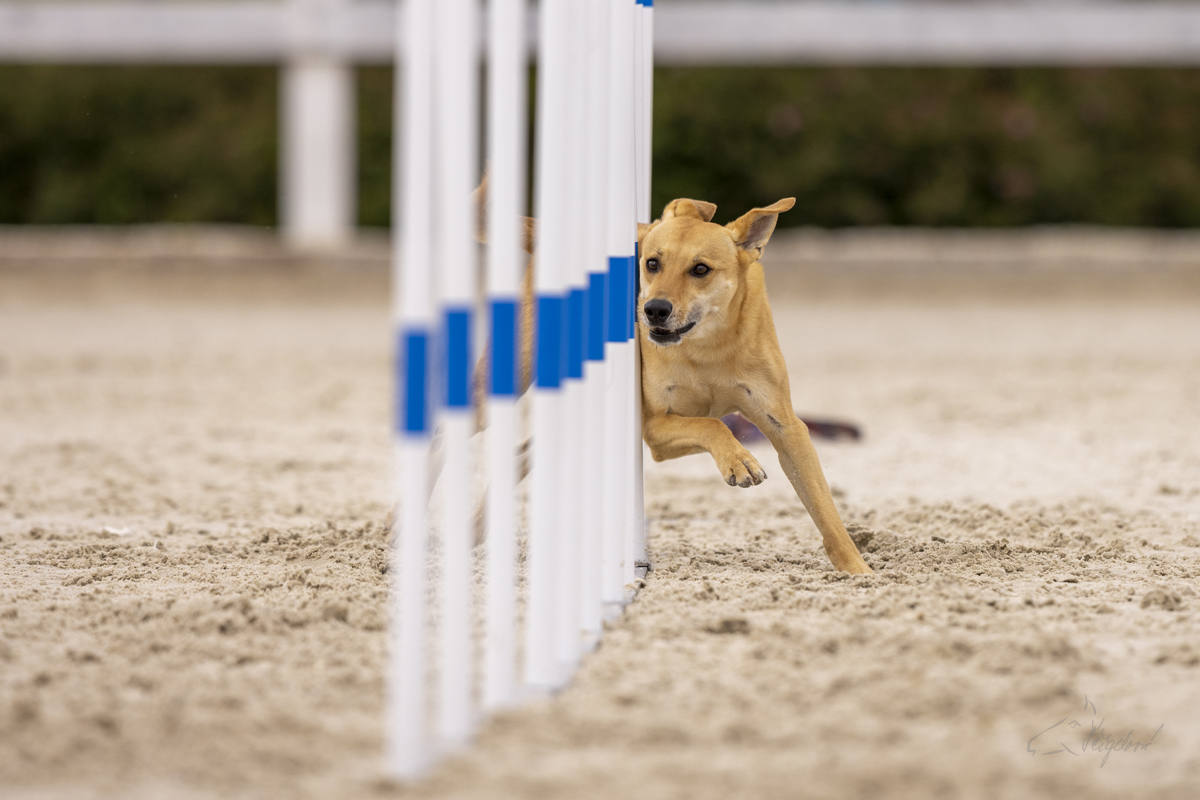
(647, 320, 696, 344)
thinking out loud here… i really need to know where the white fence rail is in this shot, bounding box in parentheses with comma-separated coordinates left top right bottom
(656, 2, 1200, 65)
(0, 1, 393, 63)
(8, 2, 1200, 65)
(5, 0, 1200, 246)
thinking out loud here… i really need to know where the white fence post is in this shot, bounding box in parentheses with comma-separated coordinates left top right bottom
(281, 56, 356, 248)
(281, 0, 356, 248)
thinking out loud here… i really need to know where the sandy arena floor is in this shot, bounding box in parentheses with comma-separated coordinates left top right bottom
(2, 230, 1199, 799)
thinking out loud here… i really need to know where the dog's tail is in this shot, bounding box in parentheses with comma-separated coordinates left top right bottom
(473, 172, 536, 255)
(721, 413, 863, 442)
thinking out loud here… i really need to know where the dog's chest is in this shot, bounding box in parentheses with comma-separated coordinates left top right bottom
(645, 366, 751, 419)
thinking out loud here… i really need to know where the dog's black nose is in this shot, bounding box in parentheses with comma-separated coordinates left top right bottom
(644, 299, 673, 325)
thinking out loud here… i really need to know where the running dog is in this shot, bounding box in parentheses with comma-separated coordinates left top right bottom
(403, 185, 872, 574)
(635, 197, 872, 574)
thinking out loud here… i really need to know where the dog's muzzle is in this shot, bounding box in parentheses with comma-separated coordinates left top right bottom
(646, 319, 696, 345)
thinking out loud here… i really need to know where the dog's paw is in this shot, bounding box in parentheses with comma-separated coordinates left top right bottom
(718, 449, 767, 488)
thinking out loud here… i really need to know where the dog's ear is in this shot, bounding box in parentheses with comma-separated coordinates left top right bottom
(637, 220, 657, 246)
(726, 198, 795, 254)
(661, 198, 718, 222)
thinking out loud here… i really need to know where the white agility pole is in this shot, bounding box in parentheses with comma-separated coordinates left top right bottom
(526, 0, 571, 692)
(641, 1, 655, 224)
(433, 0, 479, 748)
(388, 0, 647, 776)
(627, 0, 646, 583)
(555, 0, 587, 677)
(633, 0, 653, 571)
(601, 0, 638, 610)
(633, 1, 648, 227)
(484, 0, 527, 711)
(580, 0, 611, 644)
(386, 0, 435, 780)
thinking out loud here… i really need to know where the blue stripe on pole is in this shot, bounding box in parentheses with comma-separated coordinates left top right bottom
(444, 308, 471, 408)
(399, 329, 429, 434)
(567, 288, 586, 379)
(536, 295, 563, 389)
(587, 272, 606, 361)
(606, 256, 629, 344)
(637, 0, 653, 6)
(490, 299, 517, 397)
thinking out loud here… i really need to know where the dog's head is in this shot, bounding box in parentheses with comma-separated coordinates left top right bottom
(637, 196, 795, 346)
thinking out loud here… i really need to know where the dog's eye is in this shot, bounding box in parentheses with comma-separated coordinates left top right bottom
(691, 263, 711, 277)
(646, 258, 659, 273)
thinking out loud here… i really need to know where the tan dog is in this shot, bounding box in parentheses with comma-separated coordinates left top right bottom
(406, 183, 870, 574)
(635, 198, 872, 575)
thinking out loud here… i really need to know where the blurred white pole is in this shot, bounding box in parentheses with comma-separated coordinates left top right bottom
(601, 0, 637, 611)
(526, 0, 570, 692)
(580, 0, 611, 644)
(281, 55, 355, 248)
(628, 0, 648, 582)
(386, 0, 434, 781)
(433, 0, 479, 749)
(632, 2, 646, 226)
(555, 0, 588, 678)
(641, 1, 654, 222)
(484, 0, 527, 712)
(632, 0, 652, 571)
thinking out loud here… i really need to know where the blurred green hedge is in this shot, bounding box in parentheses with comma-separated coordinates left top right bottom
(0, 66, 279, 226)
(3, 64, 1200, 228)
(655, 66, 1200, 227)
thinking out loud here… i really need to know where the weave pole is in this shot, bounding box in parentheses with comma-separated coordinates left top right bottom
(483, 0, 526, 712)
(525, 0, 571, 692)
(386, 0, 434, 779)
(580, 0, 612, 646)
(432, 0, 480, 749)
(633, 0, 653, 571)
(601, 0, 638, 611)
(555, 0, 587, 678)
(387, 0, 650, 778)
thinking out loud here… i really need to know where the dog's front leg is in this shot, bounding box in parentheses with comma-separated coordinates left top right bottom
(749, 413, 872, 574)
(643, 413, 767, 488)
